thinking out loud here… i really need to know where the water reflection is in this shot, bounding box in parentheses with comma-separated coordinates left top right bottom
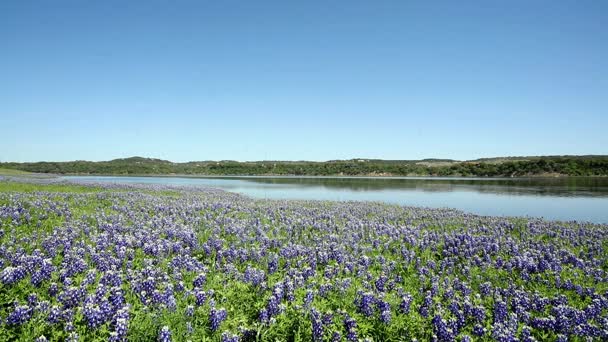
(205, 176, 608, 197)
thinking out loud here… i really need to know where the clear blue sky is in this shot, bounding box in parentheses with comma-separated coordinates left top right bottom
(1, 1, 606, 162)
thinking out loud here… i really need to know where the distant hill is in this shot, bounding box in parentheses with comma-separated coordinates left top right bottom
(112, 156, 174, 164)
(1, 155, 607, 177)
(469, 155, 608, 163)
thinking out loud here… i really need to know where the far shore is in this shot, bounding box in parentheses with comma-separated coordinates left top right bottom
(56, 173, 607, 180)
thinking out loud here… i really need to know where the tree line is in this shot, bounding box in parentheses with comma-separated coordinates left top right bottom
(2, 156, 608, 177)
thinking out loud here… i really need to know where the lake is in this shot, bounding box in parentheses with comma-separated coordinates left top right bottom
(64, 176, 608, 223)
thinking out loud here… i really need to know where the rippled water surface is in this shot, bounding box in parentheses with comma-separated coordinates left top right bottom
(65, 176, 608, 223)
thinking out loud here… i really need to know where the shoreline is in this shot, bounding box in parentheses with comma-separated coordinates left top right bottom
(56, 173, 608, 180)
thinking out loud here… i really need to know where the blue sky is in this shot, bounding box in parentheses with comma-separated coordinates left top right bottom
(1, 1, 606, 162)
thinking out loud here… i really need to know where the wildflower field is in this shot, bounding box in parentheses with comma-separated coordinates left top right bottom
(1, 180, 608, 341)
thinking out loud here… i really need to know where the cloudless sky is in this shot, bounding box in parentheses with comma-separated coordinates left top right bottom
(1, 1, 607, 162)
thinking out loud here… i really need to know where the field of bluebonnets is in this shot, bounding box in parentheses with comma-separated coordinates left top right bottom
(1, 179, 608, 342)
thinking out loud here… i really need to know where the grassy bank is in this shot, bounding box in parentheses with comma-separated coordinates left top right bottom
(0, 168, 31, 176)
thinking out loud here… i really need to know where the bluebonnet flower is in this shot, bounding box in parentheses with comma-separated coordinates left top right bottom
(266, 294, 281, 317)
(221, 332, 240, 342)
(151, 289, 164, 304)
(195, 290, 207, 306)
(111, 306, 129, 340)
(492, 313, 519, 342)
(31, 259, 54, 286)
(400, 293, 413, 314)
(343, 314, 358, 342)
(48, 282, 59, 297)
(479, 282, 492, 296)
(355, 291, 375, 317)
(141, 276, 156, 294)
(243, 266, 265, 286)
(304, 290, 314, 308)
(193, 272, 206, 288)
(210, 307, 227, 331)
(47, 305, 62, 324)
(1, 266, 27, 285)
(377, 300, 391, 324)
(83, 302, 106, 328)
(163, 289, 177, 311)
(100, 271, 122, 288)
(473, 324, 486, 337)
(311, 308, 323, 341)
(375, 274, 388, 292)
(82, 269, 97, 286)
(285, 279, 295, 302)
(493, 300, 508, 323)
(58, 286, 86, 308)
(322, 312, 334, 326)
(319, 283, 333, 298)
(268, 254, 278, 274)
(35, 299, 50, 314)
(432, 314, 455, 341)
(109, 332, 121, 342)
(66, 332, 79, 342)
(471, 305, 486, 322)
(27, 292, 38, 306)
(259, 308, 269, 324)
(7, 305, 33, 325)
(175, 280, 185, 292)
(109, 286, 125, 308)
(520, 325, 537, 342)
(530, 316, 556, 331)
(158, 326, 171, 342)
(338, 278, 352, 294)
(186, 305, 194, 317)
(380, 309, 392, 324)
(419, 291, 433, 318)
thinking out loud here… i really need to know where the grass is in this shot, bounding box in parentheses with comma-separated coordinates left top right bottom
(0, 181, 102, 193)
(0, 168, 30, 176)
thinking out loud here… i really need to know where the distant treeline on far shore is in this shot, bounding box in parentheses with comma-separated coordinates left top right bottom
(2, 155, 608, 177)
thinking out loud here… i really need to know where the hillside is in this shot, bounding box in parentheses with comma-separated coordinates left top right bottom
(1, 155, 607, 177)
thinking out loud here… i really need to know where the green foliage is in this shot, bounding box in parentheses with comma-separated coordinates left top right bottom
(2, 156, 608, 177)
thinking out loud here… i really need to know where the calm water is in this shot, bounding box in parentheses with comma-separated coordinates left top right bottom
(64, 176, 608, 223)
